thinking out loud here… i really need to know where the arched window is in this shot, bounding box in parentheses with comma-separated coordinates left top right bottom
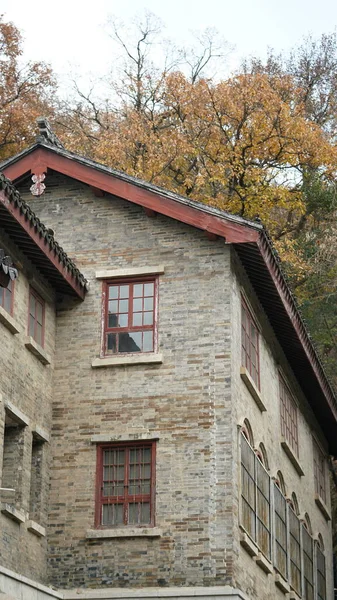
(288, 494, 301, 595)
(273, 478, 288, 580)
(275, 471, 286, 496)
(240, 426, 271, 559)
(316, 536, 326, 600)
(257, 443, 269, 470)
(242, 419, 254, 447)
(302, 516, 314, 598)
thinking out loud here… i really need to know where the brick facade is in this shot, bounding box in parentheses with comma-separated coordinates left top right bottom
(0, 164, 334, 600)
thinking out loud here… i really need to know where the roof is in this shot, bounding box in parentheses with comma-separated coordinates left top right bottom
(0, 172, 88, 299)
(1, 140, 337, 453)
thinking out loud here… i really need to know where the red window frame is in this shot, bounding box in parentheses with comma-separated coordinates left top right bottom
(313, 440, 326, 504)
(95, 441, 156, 528)
(28, 287, 45, 347)
(241, 298, 260, 389)
(102, 277, 158, 356)
(0, 279, 14, 315)
(279, 376, 299, 457)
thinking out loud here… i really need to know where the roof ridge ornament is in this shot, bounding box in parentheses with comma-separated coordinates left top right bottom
(36, 117, 65, 150)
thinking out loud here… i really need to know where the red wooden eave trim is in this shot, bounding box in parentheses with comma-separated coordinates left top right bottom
(3, 148, 259, 244)
(0, 189, 86, 299)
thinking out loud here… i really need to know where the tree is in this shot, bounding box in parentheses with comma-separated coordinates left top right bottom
(0, 15, 56, 160)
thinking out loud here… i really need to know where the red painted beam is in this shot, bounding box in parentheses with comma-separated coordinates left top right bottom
(3, 148, 259, 244)
(0, 190, 86, 299)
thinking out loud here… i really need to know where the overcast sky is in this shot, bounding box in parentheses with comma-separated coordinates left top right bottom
(2, 0, 337, 92)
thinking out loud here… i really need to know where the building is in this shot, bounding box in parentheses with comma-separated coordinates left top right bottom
(0, 128, 336, 600)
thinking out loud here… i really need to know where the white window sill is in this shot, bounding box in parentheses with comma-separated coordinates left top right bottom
(86, 527, 162, 539)
(280, 438, 304, 476)
(239, 528, 258, 557)
(0, 306, 20, 334)
(240, 367, 266, 412)
(274, 572, 290, 594)
(24, 336, 51, 365)
(92, 353, 163, 368)
(288, 591, 300, 600)
(27, 519, 46, 537)
(1, 503, 25, 524)
(315, 494, 331, 521)
(254, 552, 273, 574)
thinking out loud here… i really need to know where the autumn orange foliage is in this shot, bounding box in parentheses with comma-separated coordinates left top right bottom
(0, 15, 56, 160)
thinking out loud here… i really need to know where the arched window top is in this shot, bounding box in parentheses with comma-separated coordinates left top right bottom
(289, 492, 300, 515)
(317, 533, 325, 551)
(257, 443, 269, 470)
(275, 471, 286, 496)
(303, 513, 312, 534)
(241, 419, 254, 447)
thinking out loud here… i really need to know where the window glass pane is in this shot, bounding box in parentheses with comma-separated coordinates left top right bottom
(0, 288, 3, 306)
(144, 283, 154, 296)
(133, 298, 142, 312)
(30, 294, 36, 315)
(106, 333, 117, 353)
(102, 503, 123, 526)
(119, 299, 128, 312)
(144, 297, 154, 311)
(143, 312, 153, 325)
(118, 314, 128, 327)
(36, 301, 43, 324)
(29, 314, 35, 337)
(140, 502, 150, 523)
(35, 323, 43, 346)
(119, 285, 129, 299)
(108, 285, 118, 299)
(108, 314, 118, 328)
(133, 313, 142, 326)
(133, 284, 143, 297)
(108, 300, 118, 313)
(119, 332, 141, 352)
(143, 331, 154, 352)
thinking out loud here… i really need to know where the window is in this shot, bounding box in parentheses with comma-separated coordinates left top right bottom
(95, 442, 155, 528)
(103, 279, 157, 355)
(274, 482, 288, 580)
(316, 538, 326, 600)
(289, 505, 301, 595)
(241, 299, 260, 388)
(279, 376, 299, 457)
(0, 279, 13, 314)
(28, 288, 45, 347)
(2, 409, 25, 506)
(302, 524, 314, 600)
(29, 435, 45, 523)
(313, 440, 326, 504)
(240, 433, 271, 559)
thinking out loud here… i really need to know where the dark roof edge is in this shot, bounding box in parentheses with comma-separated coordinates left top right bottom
(0, 142, 264, 233)
(258, 229, 337, 415)
(0, 172, 88, 293)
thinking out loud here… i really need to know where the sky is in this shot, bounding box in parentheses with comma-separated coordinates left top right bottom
(2, 0, 337, 93)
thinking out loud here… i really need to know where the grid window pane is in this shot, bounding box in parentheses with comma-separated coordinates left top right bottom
(313, 440, 326, 504)
(0, 280, 13, 314)
(28, 289, 45, 347)
(241, 301, 260, 388)
(302, 526, 314, 600)
(279, 377, 299, 456)
(105, 279, 156, 354)
(274, 484, 287, 579)
(98, 444, 154, 527)
(289, 508, 301, 595)
(317, 546, 326, 600)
